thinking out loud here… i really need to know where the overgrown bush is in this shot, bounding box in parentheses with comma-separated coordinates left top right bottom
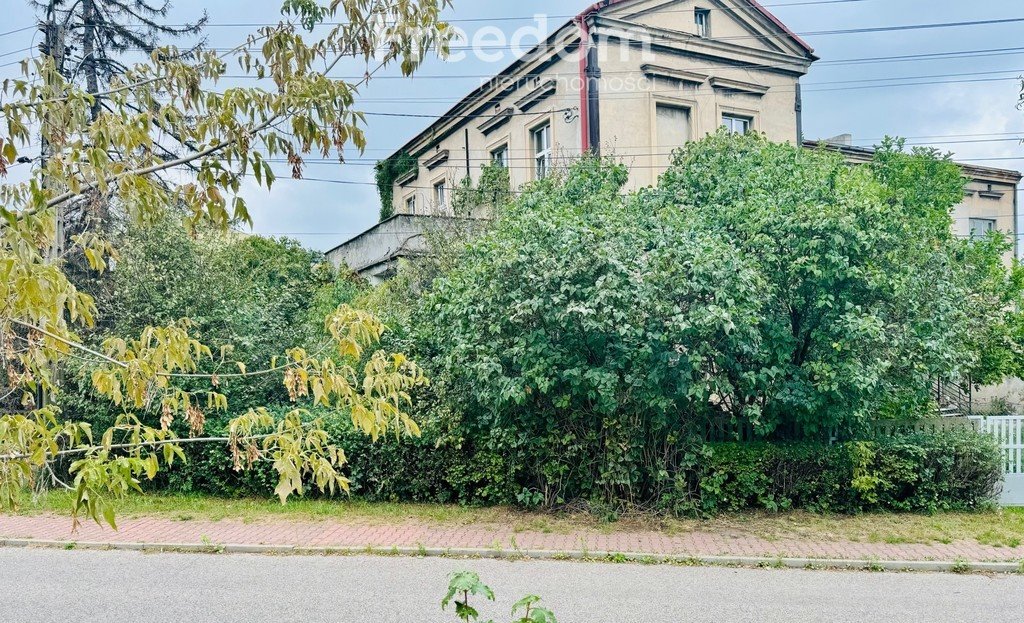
(152, 411, 1003, 516)
(58, 217, 365, 432)
(404, 134, 1023, 509)
(67, 135, 1016, 519)
(157, 407, 522, 505)
(670, 428, 1002, 515)
(416, 156, 764, 505)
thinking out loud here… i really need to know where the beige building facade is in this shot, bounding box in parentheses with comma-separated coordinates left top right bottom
(384, 0, 817, 217)
(330, 0, 1021, 276)
(326, 0, 1023, 411)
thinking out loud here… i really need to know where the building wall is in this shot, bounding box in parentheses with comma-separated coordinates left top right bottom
(324, 214, 434, 283)
(388, 1, 814, 215)
(627, 1, 780, 51)
(392, 52, 585, 217)
(954, 178, 1019, 263)
(594, 37, 802, 189)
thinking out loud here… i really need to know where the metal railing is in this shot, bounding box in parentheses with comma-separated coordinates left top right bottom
(935, 379, 972, 417)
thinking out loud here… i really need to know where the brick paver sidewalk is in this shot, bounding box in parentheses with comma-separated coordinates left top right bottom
(3, 514, 1023, 564)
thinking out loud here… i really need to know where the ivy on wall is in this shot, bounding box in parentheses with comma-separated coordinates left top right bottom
(450, 162, 511, 217)
(374, 152, 417, 221)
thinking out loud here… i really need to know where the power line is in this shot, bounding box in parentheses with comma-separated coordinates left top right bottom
(11, 15, 1024, 57)
(259, 153, 1024, 170)
(809, 68, 1024, 86)
(815, 45, 1024, 67)
(265, 74, 1020, 106)
(0, 46, 33, 59)
(106, 0, 880, 29)
(215, 46, 1024, 82)
(160, 72, 1021, 110)
(364, 107, 574, 120)
(0, 25, 35, 39)
(254, 208, 1024, 237)
(5, 26, 1024, 80)
(7, 128, 1023, 153)
(8, 151, 1018, 177)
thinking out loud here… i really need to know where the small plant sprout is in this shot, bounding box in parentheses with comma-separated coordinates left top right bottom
(442, 572, 557, 623)
(511, 595, 558, 623)
(442, 571, 495, 622)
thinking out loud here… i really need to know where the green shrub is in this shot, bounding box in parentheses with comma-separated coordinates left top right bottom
(410, 138, 1024, 511)
(673, 428, 1002, 515)
(150, 409, 1002, 517)
(156, 407, 521, 505)
(682, 442, 856, 515)
(417, 157, 765, 506)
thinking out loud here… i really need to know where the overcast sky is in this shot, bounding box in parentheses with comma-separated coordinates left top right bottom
(2, 0, 1022, 251)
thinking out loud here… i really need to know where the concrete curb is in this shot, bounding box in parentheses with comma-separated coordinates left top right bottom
(2, 538, 1021, 574)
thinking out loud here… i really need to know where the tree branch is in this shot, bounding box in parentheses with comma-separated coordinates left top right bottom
(0, 432, 274, 461)
(13, 53, 380, 223)
(7, 318, 329, 380)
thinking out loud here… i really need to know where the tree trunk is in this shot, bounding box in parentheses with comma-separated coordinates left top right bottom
(81, 0, 101, 121)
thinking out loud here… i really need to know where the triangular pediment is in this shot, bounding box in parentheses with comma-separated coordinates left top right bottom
(599, 0, 813, 58)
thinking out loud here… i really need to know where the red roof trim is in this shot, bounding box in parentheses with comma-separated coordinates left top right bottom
(577, 0, 635, 21)
(746, 0, 815, 54)
(577, 0, 815, 56)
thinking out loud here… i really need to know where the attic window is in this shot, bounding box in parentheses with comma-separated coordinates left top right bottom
(695, 9, 711, 37)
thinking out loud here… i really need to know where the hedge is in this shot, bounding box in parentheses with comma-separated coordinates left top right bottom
(672, 429, 1003, 515)
(152, 412, 1003, 516)
(156, 412, 519, 506)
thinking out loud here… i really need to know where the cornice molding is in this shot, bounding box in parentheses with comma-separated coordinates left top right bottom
(640, 64, 708, 86)
(515, 78, 558, 112)
(709, 76, 769, 96)
(395, 168, 419, 186)
(423, 149, 450, 170)
(477, 108, 514, 135)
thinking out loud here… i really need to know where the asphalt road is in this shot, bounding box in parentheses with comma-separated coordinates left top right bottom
(2, 548, 1023, 622)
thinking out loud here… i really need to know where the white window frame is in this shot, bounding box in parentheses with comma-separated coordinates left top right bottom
(433, 178, 448, 210)
(722, 114, 752, 134)
(531, 122, 552, 180)
(695, 8, 711, 38)
(490, 143, 509, 168)
(405, 195, 416, 215)
(969, 217, 997, 240)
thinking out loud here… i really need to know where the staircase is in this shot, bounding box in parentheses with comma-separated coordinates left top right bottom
(935, 379, 972, 417)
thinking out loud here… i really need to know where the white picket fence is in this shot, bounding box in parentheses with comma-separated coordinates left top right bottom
(970, 416, 1024, 506)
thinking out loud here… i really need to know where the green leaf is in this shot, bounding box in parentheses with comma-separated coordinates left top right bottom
(101, 505, 118, 531)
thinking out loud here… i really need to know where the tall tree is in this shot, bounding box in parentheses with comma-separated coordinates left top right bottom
(34, 0, 207, 121)
(31, 1, 207, 293)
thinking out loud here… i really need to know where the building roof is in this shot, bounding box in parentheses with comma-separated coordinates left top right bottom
(746, 0, 815, 55)
(576, 0, 814, 53)
(383, 0, 817, 164)
(804, 139, 1023, 184)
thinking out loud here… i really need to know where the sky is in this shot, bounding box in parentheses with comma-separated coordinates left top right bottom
(1, 0, 1022, 251)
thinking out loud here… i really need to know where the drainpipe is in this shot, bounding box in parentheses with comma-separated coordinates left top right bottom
(586, 39, 602, 154)
(795, 81, 804, 145)
(1015, 182, 1020, 261)
(464, 128, 471, 179)
(577, 13, 603, 154)
(577, 17, 591, 153)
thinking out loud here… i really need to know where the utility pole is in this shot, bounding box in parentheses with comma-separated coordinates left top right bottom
(39, 6, 67, 261)
(37, 5, 67, 410)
